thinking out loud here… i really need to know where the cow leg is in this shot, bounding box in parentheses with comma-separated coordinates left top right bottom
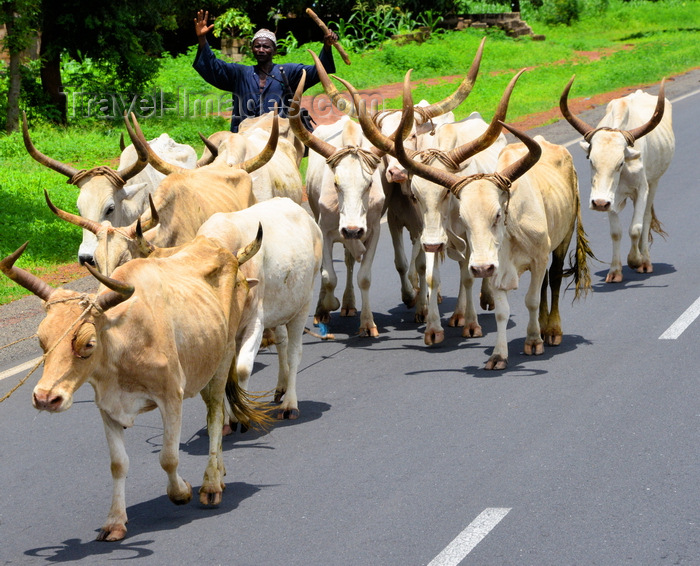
(524, 263, 546, 356)
(635, 180, 658, 273)
(485, 288, 510, 370)
(97, 410, 129, 542)
(274, 318, 304, 420)
(356, 232, 380, 337)
(388, 214, 417, 308)
(158, 393, 192, 506)
(199, 369, 228, 506)
(423, 251, 444, 345)
(541, 236, 571, 346)
(413, 245, 429, 323)
(480, 277, 495, 311)
(315, 237, 340, 328)
(606, 210, 624, 283)
(341, 248, 358, 317)
(456, 259, 483, 339)
(626, 186, 649, 271)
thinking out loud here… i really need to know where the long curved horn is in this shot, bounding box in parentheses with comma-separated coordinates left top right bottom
(116, 114, 149, 181)
(627, 78, 666, 141)
(559, 75, 595, 138)
(308, 49, 356, 117)
(497, 122, 542, 184)
(0, 242, 55, 302)
(119, 133, 126, 152)
(417, 37, 485, 122)
(196, 131, 218, 167)
(125, 113, 189, 176)
(236, 223, 263, 266)
(446, 68, 526, 165)
(140, 194, 160, 232)
(394, 89, 463, 189)
(22, 112, 79, 179)
(44, 189, 103, 234)
(233, 107, 279, 173)
(289, 70, 338, 159)
(134, 218, 156, 256)
(85, 263, 135, 312)
(348, 70, 416, 157)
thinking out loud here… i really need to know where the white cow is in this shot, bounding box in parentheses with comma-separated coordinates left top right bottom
(396, 110, 593, 369)
(357, 70, 525, 345)
(197, 197, 322, 421)
(290, 71, 385, 337)
(560, 76, 674, 282)
(22, 112, 197, 265)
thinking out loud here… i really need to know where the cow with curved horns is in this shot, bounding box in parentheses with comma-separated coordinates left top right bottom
(394, 95, 593, 369)
(0, 232, 269, 541)
(45, 112, 277, 276)
(22, 112, 200, 266)
(310, 40, 485, 318)
(289, 69, 387, 337)
(560, 76, 674, 283)
(349, 69, 524, 345)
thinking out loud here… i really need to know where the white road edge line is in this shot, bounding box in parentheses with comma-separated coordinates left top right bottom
(0, 356, 42, 382)
(659, 295, 700, 340)
(427, 507, 511, 566)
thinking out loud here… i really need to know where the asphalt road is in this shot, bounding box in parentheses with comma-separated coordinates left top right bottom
(1, 70, 698, 565)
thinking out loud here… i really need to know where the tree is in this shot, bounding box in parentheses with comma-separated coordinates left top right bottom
(1, 0, 40, 132)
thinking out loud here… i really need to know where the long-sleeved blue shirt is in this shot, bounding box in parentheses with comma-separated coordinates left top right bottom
(193, 42, 336, 132)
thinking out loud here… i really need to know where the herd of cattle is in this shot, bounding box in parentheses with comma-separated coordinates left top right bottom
(0, 38, 675, 541)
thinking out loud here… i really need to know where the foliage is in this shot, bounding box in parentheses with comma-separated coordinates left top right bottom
(212, 7, 255, 40)
(276, 31, 300, 55)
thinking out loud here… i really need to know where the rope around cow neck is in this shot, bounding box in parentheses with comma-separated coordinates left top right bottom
(583, 127, 636, 147)
(326, 146, 382, 174)
(0, 294, 102, 403)
(450, 172, 513, 225)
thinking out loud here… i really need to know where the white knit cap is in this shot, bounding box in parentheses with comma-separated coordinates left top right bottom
(252, 29, 276, 46)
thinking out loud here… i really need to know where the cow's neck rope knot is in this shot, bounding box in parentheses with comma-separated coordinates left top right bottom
(327, 146, 381, 174)
(450, 172, 513, 224)
(584, 127, 635, 147)
(68, 167, 127, 188)
(0, 294, 100, 404)
(412, 108, 437, 135)
(417, 149, 460, 172)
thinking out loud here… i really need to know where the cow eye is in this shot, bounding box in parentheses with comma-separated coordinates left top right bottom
(105, 204, 115, 216)
(494, 211, 502, 226)
(73, 323, 97, 358)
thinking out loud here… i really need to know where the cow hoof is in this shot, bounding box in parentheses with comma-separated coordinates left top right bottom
(448, 314, 465, 328)
(96, 524, 127, 542)
(544, 333, 562, 346)
(414, 312, 426, 323)
(273, 407, 300, 420)
(169, 481, 192, 505)
(341, 307, 357, 317)
(480, 295, 495, 311)
(199, 489, 222, 506)
(485, 356, 507, 370)
(462, 323, 483, 338)
(359, 326, 379, 337)
(222, 423, 235, 436)
(524, 341, 545, 356)
(424, 330, 444, 346)
(402, 293, 417, 308)
(636, 262, 653, 273)
(605, 271, 623, 283)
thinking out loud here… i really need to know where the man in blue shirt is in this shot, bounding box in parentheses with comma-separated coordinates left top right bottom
(193, 9, 338, 132)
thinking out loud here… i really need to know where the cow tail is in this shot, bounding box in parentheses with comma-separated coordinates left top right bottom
(225, 367, 274, 432)
(649, 205, 668, 243)
(564, 190, 596, 300)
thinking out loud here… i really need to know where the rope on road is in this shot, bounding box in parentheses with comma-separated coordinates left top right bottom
(0, 333, 37, 350)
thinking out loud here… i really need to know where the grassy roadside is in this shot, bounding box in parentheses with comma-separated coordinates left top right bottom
(1, 0, 698, 305)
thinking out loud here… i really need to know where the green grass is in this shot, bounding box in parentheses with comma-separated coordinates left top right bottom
(1, 0, 699, 304)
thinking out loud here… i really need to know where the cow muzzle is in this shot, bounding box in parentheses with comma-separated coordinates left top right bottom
(33, 388, 71, 412)
(591, 198, 611, 212)
(341, 226, 365, 240)
(78, 254, 96, 266)
(423, 243, 444, 253)
(470, 264, 495, 278)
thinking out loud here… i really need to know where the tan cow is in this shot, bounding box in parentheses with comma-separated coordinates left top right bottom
(395, 101, 593, 369)
(560, 76, 674, 282)
(0, 232, 269, 541)
(22, 112, 198, 266)
(44, 113, 277, 276)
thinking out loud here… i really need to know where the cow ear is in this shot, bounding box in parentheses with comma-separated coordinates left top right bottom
(624, 146, 641, 161)
(122, 182, 148, 200)
(446, 228, 467, 262)
(246, 278, 259, 289)
(579, 141, 590, 156)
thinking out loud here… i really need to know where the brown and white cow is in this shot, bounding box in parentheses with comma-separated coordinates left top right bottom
(560, 76, 674, 282)
(196, 197, 322, 421)
(395, 101, 593, 369)
(22, 112, 198, 266)
(45, 112, 277, 276)
(0, 233, 268, 541)
(289, 70, 386, 338)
